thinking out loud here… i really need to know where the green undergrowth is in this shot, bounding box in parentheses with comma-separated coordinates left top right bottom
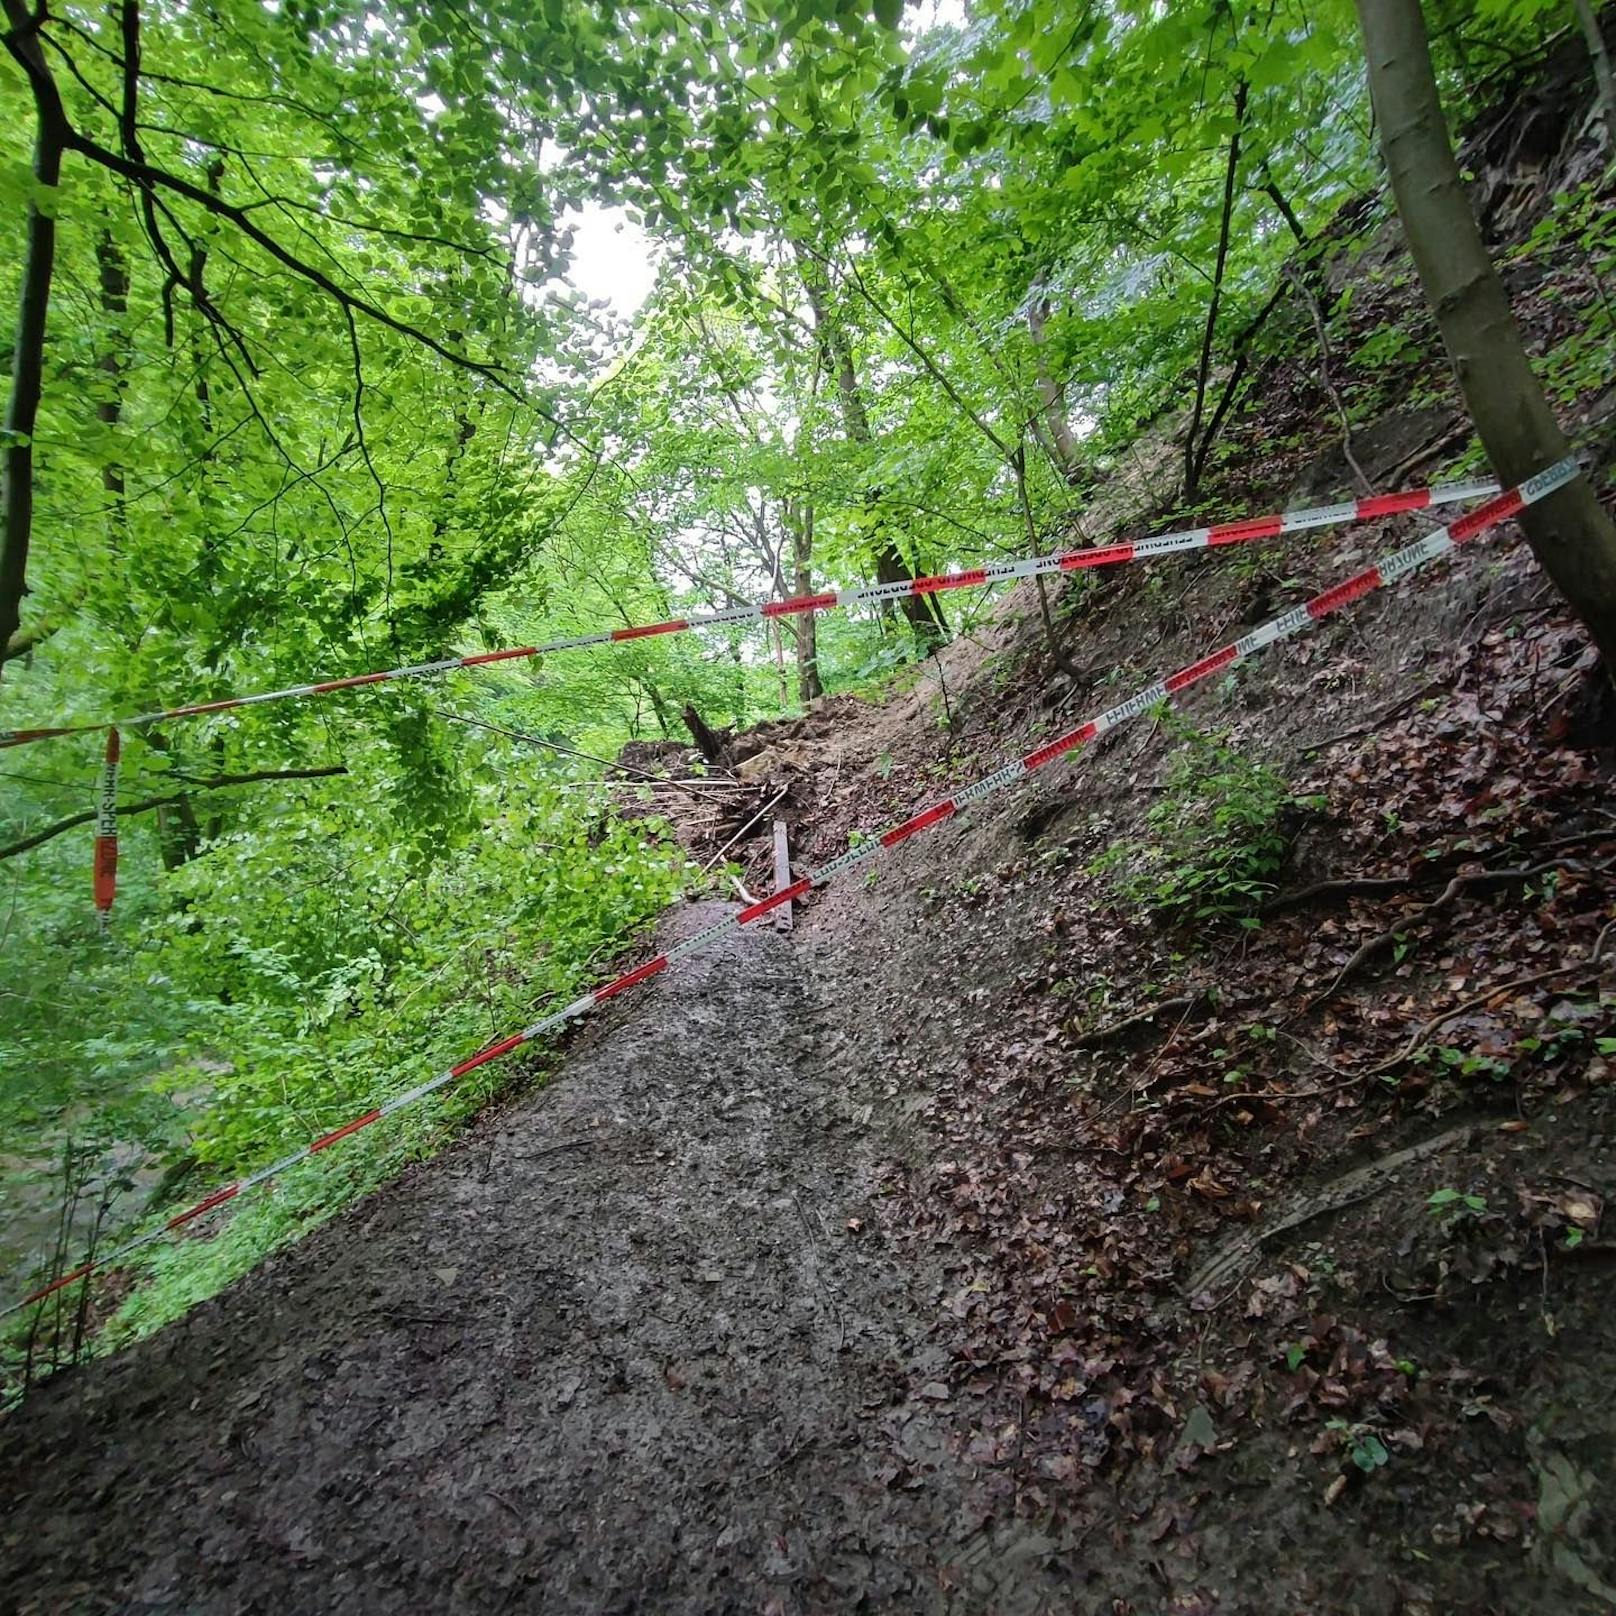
(1090, 712, 1322, 923)
(2, 759, 688, 1396)
(1510, 178, 1616, 413)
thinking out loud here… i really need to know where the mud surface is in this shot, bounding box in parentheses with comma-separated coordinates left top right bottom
(0, 904, 1074, 1616)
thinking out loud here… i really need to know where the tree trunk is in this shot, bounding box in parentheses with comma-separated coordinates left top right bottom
(142, 728, 202, 868)
(1026, 285, 1082, 480)
(1183, 80, 1249, 502)
(0, 5, 69, 682)
(640, 676, 672, 739)
(795, 249, 945, 644)
(1356, 0, 1616, 671)
(681, 703, 727, 765)
(96, 231, 131, 550)
(787, 497, 823, 704)
(755, 513, 793, 711)
(156, 797, 202, 870)
(1573, 0, 1616, 153)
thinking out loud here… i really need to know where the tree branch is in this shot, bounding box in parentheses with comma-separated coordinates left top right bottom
(829, 247, 1013, 461)
(0, 0, 70, 682)
(56, 126, 581, 442)
(1183, 79, 1249, 500)
(0, 765, 349, 862)
(1189, 279, 1286, 491)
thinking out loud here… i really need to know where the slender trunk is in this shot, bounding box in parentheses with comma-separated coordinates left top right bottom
(1026, 285, 1082, 480)
(190, 158, 225, 455)
(142, 728, 202, 868)
(1183, 80, 1249, 502)
(1261, 162, 1332, 314)
(787, 497, 823, 703)
(1013, 442, 1083, 681)
(1260, 165, 1308, 249)
(156, 798, 202, 870)
(1356, 0, 1616, 671)
(96, 231, 130, 549)
(769, 621, 790, 708)
(1573, 0, 1616, 152)
(795, 247, 945, 643)
(0, 5, 70, 681)
(1285, 263, 1371, 494)
(641, 676, 672, 739)
(431, 315, 479, 548)
(1193, 280, 1287, 484)
(759, 515, 793, 710)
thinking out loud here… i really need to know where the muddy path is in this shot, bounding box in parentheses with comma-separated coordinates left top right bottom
(0, 903, 1068, 1616)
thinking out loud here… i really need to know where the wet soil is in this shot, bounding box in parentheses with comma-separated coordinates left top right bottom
(0, 904, 1067, 1616)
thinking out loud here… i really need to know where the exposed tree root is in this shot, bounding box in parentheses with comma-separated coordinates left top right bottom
(1185, 1122, 1479, 1302)
(1074, 993, 1206, 1048)
(1366, 917, 1615, 1077)
(1308, 853, 1611, 1007)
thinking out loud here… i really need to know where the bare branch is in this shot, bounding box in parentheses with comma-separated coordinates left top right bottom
(56, 127, 585, 445)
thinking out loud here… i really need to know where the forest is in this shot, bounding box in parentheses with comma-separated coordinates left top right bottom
(2, 0, 1616, 1609)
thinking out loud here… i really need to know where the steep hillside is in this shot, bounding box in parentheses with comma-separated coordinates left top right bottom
(646, 32, 1616, 1609)
(2, 20, 1615, 1616)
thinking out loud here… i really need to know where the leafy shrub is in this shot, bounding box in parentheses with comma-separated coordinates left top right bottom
(1091, 715, 1321, 923)
(2, 743, 688, 1386)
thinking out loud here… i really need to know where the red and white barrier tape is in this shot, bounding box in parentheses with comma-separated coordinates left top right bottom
(4, 457, 1578, 1321)
(0, 475, 1499, 752)
(92, 728, 120, 923)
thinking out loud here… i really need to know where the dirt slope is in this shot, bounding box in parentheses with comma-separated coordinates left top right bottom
(5, 30, 1616, 1616)
(0, 905, 1066, 1615)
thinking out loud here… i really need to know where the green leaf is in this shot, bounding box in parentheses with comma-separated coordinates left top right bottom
(1352, 1434, 1390, 1472)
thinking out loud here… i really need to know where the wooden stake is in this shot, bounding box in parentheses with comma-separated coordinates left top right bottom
(772, 818, 794, 932)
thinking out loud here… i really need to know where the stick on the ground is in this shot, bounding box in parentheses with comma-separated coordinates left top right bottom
(701, 787, 787, 874)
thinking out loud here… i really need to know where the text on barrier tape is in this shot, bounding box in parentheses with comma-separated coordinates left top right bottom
(92, 728, 120, 920)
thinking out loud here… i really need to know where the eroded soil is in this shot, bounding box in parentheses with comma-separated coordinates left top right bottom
(0, 905, 1067, 1615)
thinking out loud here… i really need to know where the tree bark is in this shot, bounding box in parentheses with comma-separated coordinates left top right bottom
(786, 496, 823, 704)
(96, 231, 131, 549)
(1183, 80, 1249, 502)
(639, 676, 673, 738)
(1356, 0, 1616, 671)
(795, 249, 945, 644)
(155, 796, 203, 870)
(0, 2, 70, 683)
(1026, 284, 1082, 481)
(681, 703, 727, 764)
(1573, 0, 1616, 153)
